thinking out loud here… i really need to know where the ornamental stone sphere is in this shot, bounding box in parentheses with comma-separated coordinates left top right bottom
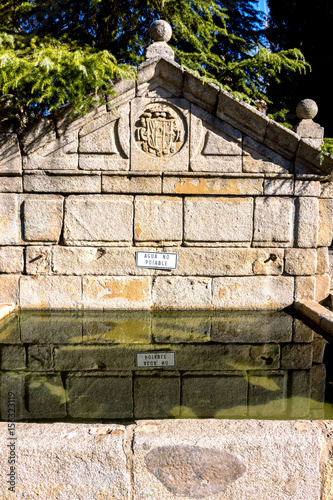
(296, 99, 318, 120)
(150, 20, 172, 42)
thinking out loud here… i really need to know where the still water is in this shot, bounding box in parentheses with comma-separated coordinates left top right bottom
(0, 309, 332, 422)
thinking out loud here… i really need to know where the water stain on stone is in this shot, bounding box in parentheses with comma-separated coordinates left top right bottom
(144, 445, 246, 498)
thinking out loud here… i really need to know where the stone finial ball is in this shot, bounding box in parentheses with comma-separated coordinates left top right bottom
(296, 99, 318, 120)
(150, 20, 172, 42)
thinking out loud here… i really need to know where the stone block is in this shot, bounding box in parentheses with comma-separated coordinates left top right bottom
(0, 275, 19, 305)
(248, 371, 287, 418)
(20, 117, 56, 154)
(0, 134, 22, 174)
(102, 175, 162, 194)
(23, 173, 101, 193)
(184, 72, 219, 112)
(63, 195, 133, 245)
(212, 276, 294, 309)
(26, 373, 67, 418)
(163, 176, 263, 195)
(82, 276, 152, 309)
(211, 310, 293, 343)
(0, 247, 23, 273)
(263, 179, 294, 195)
(134, 374, 180, 418)
(25, 246, 52, 275)
(0, 194, 20, 244)
(184, 197, 253, 243)
(320, 182, 333, 198)
(281, 344, 312, 369)
(152, 311, 211, 343)
(0, 177, 22, 193)
(312, 333, 327, 364)
(295, 277, 316, 301)
(265, 120, 299, 158)
(67, 373, 133, 419)
(296, 197, 319, 247)
(182, 374, 248, 418)
(82, 311, 151, 344)
(153, 277, 211, 309)
(20, 276, 82, 309)
(243, 136, 293, 173)
(134, 195, 182, 243)
(289, 370, 311, 418)
(315, 274, 330, 302)
(54, 345, 136, 371)
(318, 199, 333, 246)
(0, 345, 26, 370)
(285, 248, 317, 275)
(23, 131, 79, 170)
(0, 314, 21, 344)
(27, 345, 53, 371)
(23, 196, 63, 242)
(20, 310, 83, 344)
(130, 98, 190, 172)
(293, 319, 314, 343)
(310, 364, 326, 407)
(253, 197, 294, 245)
(217, 90, 269, 141)
(0, 372, 27, 420)
(295, 180, 320, 197)
(317, 247, 329, 274)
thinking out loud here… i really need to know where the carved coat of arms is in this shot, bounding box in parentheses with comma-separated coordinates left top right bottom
(135, 104, 184, 157)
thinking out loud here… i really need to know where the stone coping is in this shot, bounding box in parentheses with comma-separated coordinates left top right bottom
(0, 420, 332, 499)
(0, 303, 16, 322)
(294, 299, 333, 337)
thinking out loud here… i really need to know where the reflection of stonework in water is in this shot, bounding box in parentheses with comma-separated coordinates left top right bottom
(135, 103, 185, 157)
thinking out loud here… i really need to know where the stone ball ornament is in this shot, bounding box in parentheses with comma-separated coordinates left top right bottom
(296, 99, 318, 120)
(150, 20, 172, 42)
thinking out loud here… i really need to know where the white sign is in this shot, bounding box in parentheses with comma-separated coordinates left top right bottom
(136, 352, 176, 368)
(135, 251, 177, 270)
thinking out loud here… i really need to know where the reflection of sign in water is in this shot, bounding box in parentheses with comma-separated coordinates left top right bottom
(135, 104, 184, 157)
(136, 251, 177, 270)
(136, 352, 176, 368)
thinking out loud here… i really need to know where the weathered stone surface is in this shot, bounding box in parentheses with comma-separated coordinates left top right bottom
(0, 177, 22, 193)
(312, 333, 327, 364)
(182, 374, 248, 417)
(0, 371, 27, 420)
(0, 275, 19, 305)
(134, 374, 180, 418)
(82, 276, 152, 309)
(23, 173, 101, 193)
(243, 136, 293, 173)
(310, 364, 326, 407)
(281, 344, 313, 369)
(23, 131, 78, 170)
(54, 345, 136, 371)
(20, 276, 82, 309)
(0, 345, 25, 370)
(248, 371, 287, 418)
(253, 197, 294, 245)
(265, 120, 299, 158)
(211, 310, 293, 343)
(20, 310, 83, 344)
(0, 247, 23, 273)
(163, 176, 263, 195)
(0, 134, 22, 174)
(320, 182, 333, 198)
(295, 180, 320, 197)
(26, 373, 67, 418)
(0, 422, 130, 499)
(0, 313, 21, 344)
(67, 373, 133, 418)
(315, 274, 330, 302)
(102, 174, 162, 193)
(153, 277, 211, 309)
(82, 311, 151, 343)
(296, 197, 319, 247)
(131, 98, 190, 172)
(184, 197, 253, 243)
(293, 319, 314, 342)
(295, 277, 316, 301)
(132, 419, 326, 499)
(134, 196, 182, 243)
(285, 248, 317, 276)
(212, 276, 294, 309)
(25, 246, 52, 275)
(317, 247, 329, 274)
(263, 178, 294, 195)
(27, 345, 53, 371)
(184, 73, 218, 113)
(23, 196, 63, 242)
(20, 117, 56, 154)
(289, 370, 311, 417)
(0, 194, 20, 244)
(64, 195, 133, 245)
(151, 311, 211, 343)
(318, 199, 333, 246)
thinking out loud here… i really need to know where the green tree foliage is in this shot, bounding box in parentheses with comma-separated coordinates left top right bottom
(0, 0, 310, 127)
(265, 0, 333, 136)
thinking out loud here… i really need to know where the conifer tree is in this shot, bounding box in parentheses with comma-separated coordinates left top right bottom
(0, 0, 310, 127)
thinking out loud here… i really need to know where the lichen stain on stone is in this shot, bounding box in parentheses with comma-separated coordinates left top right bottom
(144, 445, 246, 497)
(91, 278, 149, 302)
(135, 222, 142, 237)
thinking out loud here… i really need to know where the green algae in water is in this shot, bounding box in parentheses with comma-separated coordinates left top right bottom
(0, 309, 332, 422)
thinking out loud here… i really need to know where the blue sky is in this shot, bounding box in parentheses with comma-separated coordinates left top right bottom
(258, 0, 269, 14)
